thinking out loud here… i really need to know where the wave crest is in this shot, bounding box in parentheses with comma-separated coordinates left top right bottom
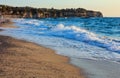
(52, 24, 120, 53)
(14, 19, 120, 53)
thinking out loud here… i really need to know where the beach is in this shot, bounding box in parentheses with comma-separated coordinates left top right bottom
(1, 1, 120, 78)
(71, 58, 120, 78)
(0, 18, 120, 78)
(0, 20, 85, 78)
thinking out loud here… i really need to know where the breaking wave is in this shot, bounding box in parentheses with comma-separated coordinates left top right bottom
(14, 19, 120, 53)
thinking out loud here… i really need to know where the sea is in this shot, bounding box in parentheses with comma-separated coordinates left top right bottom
(0, 17, 120, 78)
(0, 17, 120, 62)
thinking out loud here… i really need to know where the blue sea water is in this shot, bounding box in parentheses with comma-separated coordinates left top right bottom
(0, 17, 120, 62)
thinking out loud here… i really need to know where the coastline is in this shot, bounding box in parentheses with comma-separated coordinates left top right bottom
(1, 18, 120, 78)
(0, 20, 85, 78)
(71, 58, 120, 78)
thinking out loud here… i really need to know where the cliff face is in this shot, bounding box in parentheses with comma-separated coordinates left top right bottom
(0, 5, 103, 18)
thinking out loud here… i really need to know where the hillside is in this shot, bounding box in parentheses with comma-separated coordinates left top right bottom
(0, 5, 103, 18)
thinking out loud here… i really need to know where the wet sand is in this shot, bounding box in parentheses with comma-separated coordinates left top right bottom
(71, 58, 120, 78)
(0, 20, 85, 78)
(0, 19, 16, 28)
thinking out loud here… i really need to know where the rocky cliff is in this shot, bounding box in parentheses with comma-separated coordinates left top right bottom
(0, 5, 103, 18)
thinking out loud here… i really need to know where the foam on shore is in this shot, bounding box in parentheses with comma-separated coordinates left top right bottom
(1, 18, 120, 78)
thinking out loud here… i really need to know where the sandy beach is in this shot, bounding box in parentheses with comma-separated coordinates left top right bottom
(0, 20, 85, 78)
(1, 1, 120, 78)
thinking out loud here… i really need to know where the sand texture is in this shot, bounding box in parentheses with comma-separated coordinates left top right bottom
(0, 35, 85, 78)
(0, 20, 16, 28)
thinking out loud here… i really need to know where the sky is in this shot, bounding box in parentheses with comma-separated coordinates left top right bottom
(0, 0, 120, 17)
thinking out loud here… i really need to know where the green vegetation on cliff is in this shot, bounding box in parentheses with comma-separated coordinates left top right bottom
(0, 5, 103, 18)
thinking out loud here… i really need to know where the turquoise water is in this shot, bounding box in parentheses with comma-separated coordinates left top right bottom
(0, 17, 120, 62)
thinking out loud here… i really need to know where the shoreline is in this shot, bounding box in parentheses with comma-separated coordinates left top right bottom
(2, 18, 120, 78)
(0, 19, 85, 78)
(0, 18, 16, 28)
(71, 58, 120, 78)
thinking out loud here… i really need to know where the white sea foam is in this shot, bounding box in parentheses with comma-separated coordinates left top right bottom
(4, 18, 119, 78)
(51, 24, 120, 53)
(13, 19, 120, 53)
(14, 19, 44, 26)
(1, 18, 118, 62)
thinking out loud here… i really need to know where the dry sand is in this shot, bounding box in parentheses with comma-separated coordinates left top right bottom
(0, 20, 85, 78)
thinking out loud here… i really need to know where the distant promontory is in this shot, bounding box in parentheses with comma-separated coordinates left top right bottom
(0, 5, 103, 18)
